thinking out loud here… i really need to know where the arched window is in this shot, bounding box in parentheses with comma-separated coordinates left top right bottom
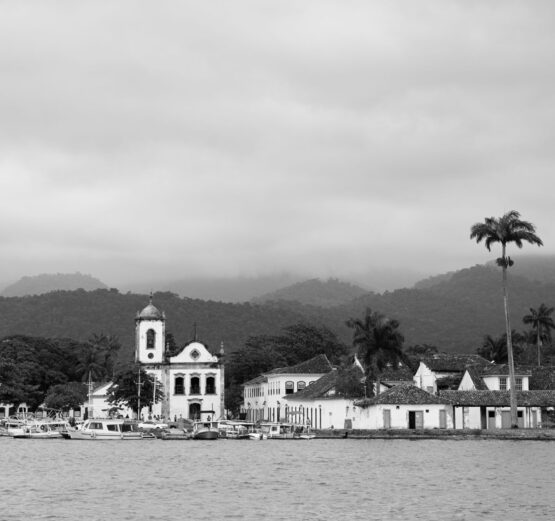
(190, 376, 200, 395)
(175, 376, 184, 395)
(285, 381, 294, 395)
(297, 381, 306, 391)
(146, 329, 156, 349)
(206, 376, 216, 394)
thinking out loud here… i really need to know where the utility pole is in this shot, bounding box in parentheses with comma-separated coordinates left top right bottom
(135, 369, 144, 421)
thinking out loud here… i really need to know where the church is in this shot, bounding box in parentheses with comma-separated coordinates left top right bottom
(135, 297, 225, 421)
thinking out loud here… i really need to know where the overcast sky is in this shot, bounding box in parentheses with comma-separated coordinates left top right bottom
(1, 1, 554, 289)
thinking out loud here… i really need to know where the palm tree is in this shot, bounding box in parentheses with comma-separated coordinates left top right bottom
(523, 304, 555, 366)
(477, 334, 508, 364)
(470, 210, 543, 428)
(346, 308, 406, 396)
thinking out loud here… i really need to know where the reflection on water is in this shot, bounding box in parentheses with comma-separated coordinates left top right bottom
(1, 438, 554, 520)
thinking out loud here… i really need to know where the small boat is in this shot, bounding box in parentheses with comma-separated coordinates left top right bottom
(66, 418, 143, 440)
(259, 422, 315, 439)
(11, 419, 72, 439)
(219, 421, 264, 440)
(192, 420, 219, 440)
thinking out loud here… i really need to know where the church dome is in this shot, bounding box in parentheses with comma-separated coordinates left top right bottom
(136, 297, 165, 320)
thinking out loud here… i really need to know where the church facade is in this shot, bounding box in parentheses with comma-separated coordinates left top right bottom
(135, 298, 225, 421)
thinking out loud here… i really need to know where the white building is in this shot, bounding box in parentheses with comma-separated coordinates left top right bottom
(283, 368, 362, 429)
(354, 384, 454, 430)
(242, 354, 333, 423)
(135, 297, 225, 421)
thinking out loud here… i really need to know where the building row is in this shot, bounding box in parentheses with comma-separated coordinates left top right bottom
(241, 352, 555, 430)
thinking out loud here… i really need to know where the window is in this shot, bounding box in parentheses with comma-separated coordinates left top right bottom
(190, 376, 200, 395)
(146, 329, 156, 349)
(107, 424, 119, 432)
(499, 377, 507, 390)
(285, 381, 294, 395)
(175, 377, 185, 395)
(297, 381, 306, 391)
(206, 376, 216, 394)
(515, 378, 523, 391)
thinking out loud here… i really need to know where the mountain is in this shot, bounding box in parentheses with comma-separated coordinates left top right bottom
(2, 263, 555, 360)
(1, 273, 108, 297)
(252, 278, 369, 307)
(121, 274, 302, 303)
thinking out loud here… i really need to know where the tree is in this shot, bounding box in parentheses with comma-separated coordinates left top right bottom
(346, 308, 406, 397)
(477, 334, 508, 364)
(75, 343, 107, 383)
(43, 382, 88, 412)
(470, 210, 543, 427)
(106, 364, 163, 417)
(523, 304, 555, 366)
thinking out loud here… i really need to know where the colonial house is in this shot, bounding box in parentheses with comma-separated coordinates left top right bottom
(135, 297, 225, 421)
(440, 390, 555, 429)
(242, 354, 333, 423)
(441, 364, 555, 429)
(283, 366, 365, 430)
(354, 384, 454, 430)
(413, 354, 490, 393)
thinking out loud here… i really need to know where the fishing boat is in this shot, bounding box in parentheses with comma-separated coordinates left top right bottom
(219, 421, 264, 440)
(192, 420, 219, 440)
(11, 419, 72, 439)
(65, 418, 143, 440)
(259, 422, 315, 439)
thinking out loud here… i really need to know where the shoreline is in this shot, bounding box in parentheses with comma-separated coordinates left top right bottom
(313, 428, 555, 440)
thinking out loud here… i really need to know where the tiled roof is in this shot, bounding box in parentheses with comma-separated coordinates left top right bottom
(480, 364, 532, 377)
(440, 390, 555, 407)
(421, 354, 490, 372)
(465, 366, 489, 391)
(242, 375, 267, 387)
(285, 371, 339, 401)
(378, 364, 414, 382)
(355, 384, 450, 406)
(265, 354, 333, 376)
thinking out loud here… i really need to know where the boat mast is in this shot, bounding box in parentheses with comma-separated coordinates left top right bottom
(87, 372, 93, 419)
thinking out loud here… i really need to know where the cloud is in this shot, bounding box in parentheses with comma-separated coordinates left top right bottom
(1, 1, 554, 287)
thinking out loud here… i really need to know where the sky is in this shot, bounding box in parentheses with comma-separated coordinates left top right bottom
(1, 1, 554, 290)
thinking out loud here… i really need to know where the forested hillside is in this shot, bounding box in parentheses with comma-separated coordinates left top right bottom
(1, 264, 554, 359)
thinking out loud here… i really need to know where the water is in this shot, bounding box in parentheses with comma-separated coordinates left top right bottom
(1, 437, 553, 520)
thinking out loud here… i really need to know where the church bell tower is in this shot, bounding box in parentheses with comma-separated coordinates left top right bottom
(135, 295, 166, 364)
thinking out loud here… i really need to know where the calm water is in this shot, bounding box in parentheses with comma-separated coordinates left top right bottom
(0, 437, 553, 520)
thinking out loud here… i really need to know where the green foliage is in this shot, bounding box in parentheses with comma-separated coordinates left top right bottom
(225, 322, 349, 413)
(334, 367, 366, 398)
(44, 382, 88, 411)
(106, 364, 163, 413)
(0, 334, 115, 411)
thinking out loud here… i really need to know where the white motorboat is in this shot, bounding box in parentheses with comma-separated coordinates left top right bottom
(66, 418, 143, 440)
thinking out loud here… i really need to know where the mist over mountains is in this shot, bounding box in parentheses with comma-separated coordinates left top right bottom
(1, 255, 554, 360)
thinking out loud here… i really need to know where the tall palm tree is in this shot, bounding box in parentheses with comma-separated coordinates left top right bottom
(470, 210, 543, 428)
(523, 304, 555, 366)
(346, 308, 406, 396)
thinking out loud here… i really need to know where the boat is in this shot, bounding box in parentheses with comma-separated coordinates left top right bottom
(0, 418, 28, 437)
(259, 422, 315, 439)
(11, 419, 72, 439)
(65, 418, 143, 440)
(192, 420, 219, 440)
(219, 421, 264, 440)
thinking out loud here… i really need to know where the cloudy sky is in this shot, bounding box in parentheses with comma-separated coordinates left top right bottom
(1, 1, 554, 290)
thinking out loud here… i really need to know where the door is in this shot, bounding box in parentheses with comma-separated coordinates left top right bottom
(487, 410, 496, 430)
(531, 410, 538, 428)
(189, 403, 201, 420)
(439, 410, 446, 429)
(383, 409, 391, 429)
(501, 411, 511, 429)
(408, 411, 424, 429)
(517, 411, 524, 429)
